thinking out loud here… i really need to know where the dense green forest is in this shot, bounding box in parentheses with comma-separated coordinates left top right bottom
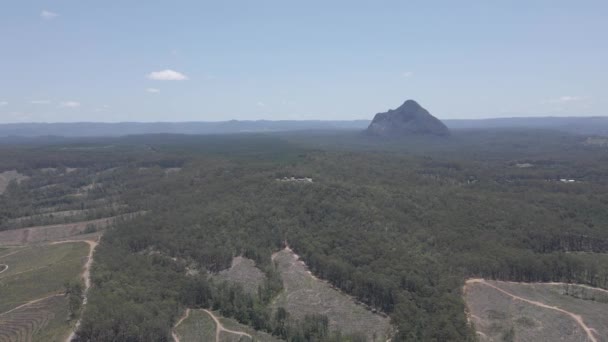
(1, 130, 608, 341)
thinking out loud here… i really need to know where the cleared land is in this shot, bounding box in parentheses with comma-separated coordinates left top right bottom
(271, 247, 392, 341)
(464, 279, 608, 342)
(173, 309, 281, 342)
(0, 214, 138, 246)
(0, 294, 70, 342)
(0, 171, 28, 195)
(215, 256, 266, 294)
(0, 242, 90, 342)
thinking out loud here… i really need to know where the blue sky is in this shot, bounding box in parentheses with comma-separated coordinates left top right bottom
(0, 1, 606, 123)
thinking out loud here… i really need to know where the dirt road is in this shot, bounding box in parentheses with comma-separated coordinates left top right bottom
(466, 279, 598, 342)
(58, 238, 99, 342)
(172, 309, 191, 342)
(172, 308, 252, 342)
(202, 309, 252, 342)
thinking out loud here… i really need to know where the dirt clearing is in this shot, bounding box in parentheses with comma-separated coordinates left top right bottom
(215, 256, 266, 294)
(0, 170, 28, 194)
(464, 279, 608, 342)
(271, 247, 392, 341)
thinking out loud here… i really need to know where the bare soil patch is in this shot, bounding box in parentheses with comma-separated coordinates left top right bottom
(215, 256, 266, 294)
(464, 279, 608, 342)
(271, 247, 392, 341)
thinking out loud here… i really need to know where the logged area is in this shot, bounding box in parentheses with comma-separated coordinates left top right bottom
(464, 279, 608, 342)
(272, 247, 392, 341)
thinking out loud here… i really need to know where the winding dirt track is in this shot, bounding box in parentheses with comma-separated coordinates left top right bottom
(172, 308, 252, 342)
(56, 239, 98, 342)
(0, 264, 7, 274)
(466, 279, 598, 342)
(172, 309, 191, 342)
(202, 309, 252, 342)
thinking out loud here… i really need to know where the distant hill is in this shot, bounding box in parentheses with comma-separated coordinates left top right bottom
(366, 100, 450, 137)
(444, 116, 608, 135)
(1, 116, 608, 138)
(0, 120, 369, 138)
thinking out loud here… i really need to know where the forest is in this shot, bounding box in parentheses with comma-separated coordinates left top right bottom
(1, 129, 608, 341)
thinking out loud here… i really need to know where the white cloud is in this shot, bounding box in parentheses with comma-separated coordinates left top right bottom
(558, 95, 586, 102)
(60, 101, 81, 108)
(402, 71, 413, 78)
(31, 100, 51, 104)
(0, 101, 7, 106)
(543, 95, 589, 104)
(256, 101, 266, 107)
(147, 69, 188, 81)
(146, 88, 160, 93)
(41, 10, 59, 20)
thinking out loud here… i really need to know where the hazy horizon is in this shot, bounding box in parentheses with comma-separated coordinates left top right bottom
(1, 1, 606, 123)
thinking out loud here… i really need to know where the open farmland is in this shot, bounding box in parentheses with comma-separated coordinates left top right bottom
(0, 295, 70, 342)
(271, 247, 392, 341)
(0, 242, 90, 341)
(464, 279, 608, 342)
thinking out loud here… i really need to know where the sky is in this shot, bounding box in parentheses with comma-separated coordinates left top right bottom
(0, 1, 606, 123)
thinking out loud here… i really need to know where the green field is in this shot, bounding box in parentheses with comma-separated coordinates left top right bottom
(174, 310, 216, 342)
(0, 242, 88, 341)
(0, 242, 87, 312)
(174, 309, 283, 342)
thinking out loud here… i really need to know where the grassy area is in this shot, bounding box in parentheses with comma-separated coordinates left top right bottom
(219, 331, 250, 342)
(465, 279, 608, 341)
(31, 295, 73, 342)
(175, 310, 216, 342)
(271, 249, 392, 341)
(0, 291, 72, 342)
(0, 242, 88, 312)
(216, 311, 283, 342)
(174, 309, 284, 342)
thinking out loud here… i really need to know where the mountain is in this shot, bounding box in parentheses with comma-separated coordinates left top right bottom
(366, 100, 450, 137)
